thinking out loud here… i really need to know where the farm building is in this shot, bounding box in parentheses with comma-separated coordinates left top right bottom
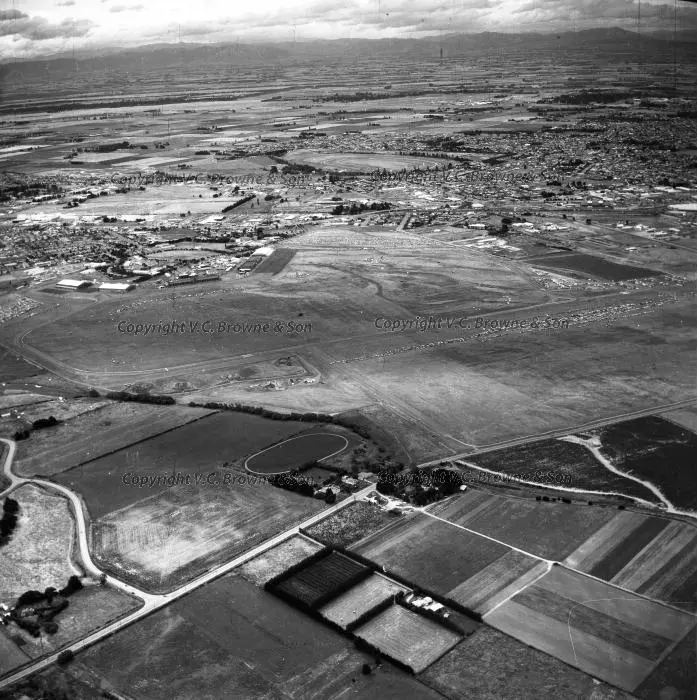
(99, 282, 135, 293)
(56, 279, 90, 290)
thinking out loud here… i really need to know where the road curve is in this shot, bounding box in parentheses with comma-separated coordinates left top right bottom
(0, 436, 375, 689)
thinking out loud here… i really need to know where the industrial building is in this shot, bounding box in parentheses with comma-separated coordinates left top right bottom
(99, 282, 135, 293)
(56, 279, 91, 290)
(165, 273, 221, 287)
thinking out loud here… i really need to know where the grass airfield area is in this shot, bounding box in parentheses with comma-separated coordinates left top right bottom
(19, 239, 549, 373)
(11, 234, 695, 462)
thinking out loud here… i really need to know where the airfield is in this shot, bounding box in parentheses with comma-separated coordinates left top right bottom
(0, 33, 696, 700)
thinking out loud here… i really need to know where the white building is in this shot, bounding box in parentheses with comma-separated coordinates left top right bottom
(255, 246, 275, 257)
(56, 279, 90, 289)
(99, 282, 135, 292)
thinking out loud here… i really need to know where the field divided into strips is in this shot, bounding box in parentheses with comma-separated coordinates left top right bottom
(350, 512, 542, 615)
(565, 511, 697, 611)
(320, 574, 408, 630)
(430, 490, 617, 560)
(238, 534, 324, 587)
(273, 551, 370, 609)
(354, 605, 462, 674)
(485, 565, 697, 693)
(448, 551, 549, 616)
(79, 574, 443, 700)
(57, 411, 311, 519)
(15, 403, 216, 478)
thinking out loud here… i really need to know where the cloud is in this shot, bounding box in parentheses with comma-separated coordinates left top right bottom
(3, 0, 697, 60)
(109, 4, 145, 12)
(0, 9, 29, 21)
(0, 15, 95, 41)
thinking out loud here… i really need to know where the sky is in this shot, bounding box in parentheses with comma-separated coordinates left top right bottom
(0, 0, 695, 59)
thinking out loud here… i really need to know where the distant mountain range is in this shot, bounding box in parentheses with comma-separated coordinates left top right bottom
(1, 28, 695, 80)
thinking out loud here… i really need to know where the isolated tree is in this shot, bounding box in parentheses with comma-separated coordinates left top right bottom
(56, 650, 74, 666)
(324, 489, 336, 505)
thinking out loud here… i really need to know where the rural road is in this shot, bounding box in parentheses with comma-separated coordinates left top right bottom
(0, 437, 376, 689)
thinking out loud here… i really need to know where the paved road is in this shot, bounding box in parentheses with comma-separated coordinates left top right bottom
(0, 437, 375, 689)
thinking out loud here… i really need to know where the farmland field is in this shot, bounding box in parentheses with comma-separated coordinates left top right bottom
(14, 402, 215, 478)
(353, 604, 462, 673)
(304, 500, 399, 547)
(467, 439, 660, 503)
(591, 416, 697, 510)
(0, 484, 80, 605)
(422, 626, 635, 700)
(79, 574, 443, 699)
(635, 627, 697, 700)
(55, 411, 311, 518)
(448, 551, 549, 615)
(0, 628, 29, 676)
(238, 534, 323, 586)
(351, 513, 510, 595)
(91, 471, 325, 592)
(565, 512, 697, 611)
(245, 432, 349, 474)
(273, 551, 369, 608)
(320, 574, 408, 629)
(485, 565, 697, 692)
(430, 489, 618, 560)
